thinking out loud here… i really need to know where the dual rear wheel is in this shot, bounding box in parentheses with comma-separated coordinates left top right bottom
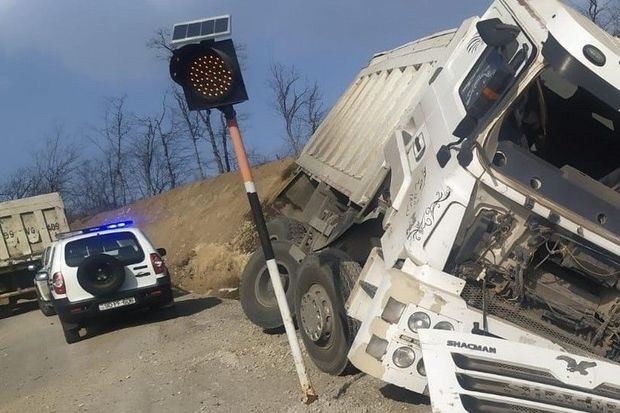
(239, 216, 360, 375)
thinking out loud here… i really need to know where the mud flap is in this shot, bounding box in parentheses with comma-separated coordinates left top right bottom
(418, 330, 620, 413)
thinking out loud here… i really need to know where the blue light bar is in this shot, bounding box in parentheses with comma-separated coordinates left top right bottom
(55, 221, 134, 240)
(82, 220, 134, 233)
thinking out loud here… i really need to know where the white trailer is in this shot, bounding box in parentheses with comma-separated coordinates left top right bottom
(240, 0, 620, 409)
(0, 193, 69, 304)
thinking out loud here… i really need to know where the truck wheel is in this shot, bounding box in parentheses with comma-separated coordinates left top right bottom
(77, 254, 125, 297)
(37, 296, 56, 316)
(240, 240, 304, 329)
(294, 249, 361, 375)
(267, 216, 306, 244)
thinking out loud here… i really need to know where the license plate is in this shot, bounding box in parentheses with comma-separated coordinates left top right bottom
(98, 297, 136, 311)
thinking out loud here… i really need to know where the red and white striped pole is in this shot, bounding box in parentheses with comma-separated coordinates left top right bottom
(221, 106, 318, 404)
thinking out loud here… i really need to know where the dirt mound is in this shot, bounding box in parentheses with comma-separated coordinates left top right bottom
(74, 159, 295, 295)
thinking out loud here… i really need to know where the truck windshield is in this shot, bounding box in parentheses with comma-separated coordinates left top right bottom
(64, 232, 144, 267)
(492, 67, 619, 191)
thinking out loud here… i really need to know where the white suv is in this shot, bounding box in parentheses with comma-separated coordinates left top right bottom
(47, 221, 174, 343)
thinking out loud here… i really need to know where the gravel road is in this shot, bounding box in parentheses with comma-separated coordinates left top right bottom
(0, 292, 431, 413)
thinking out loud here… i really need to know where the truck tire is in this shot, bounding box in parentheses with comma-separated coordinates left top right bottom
(77, 254, 125, 297)
(294, 249, 361, 375)
(240, 240, 304, 330)
(267, 216, 306, 244)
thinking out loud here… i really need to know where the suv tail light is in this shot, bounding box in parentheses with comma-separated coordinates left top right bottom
(52, 272, 66, 294)
(150, 253, 167, 275)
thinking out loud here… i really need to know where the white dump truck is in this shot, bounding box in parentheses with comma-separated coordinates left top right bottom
(240, 0, 620, 409)
(0, 193, 69, 307)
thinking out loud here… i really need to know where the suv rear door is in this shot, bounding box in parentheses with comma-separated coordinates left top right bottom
(61, 230, 159, 302)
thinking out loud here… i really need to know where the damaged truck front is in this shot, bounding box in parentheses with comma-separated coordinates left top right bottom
(240, 0, 620, 409)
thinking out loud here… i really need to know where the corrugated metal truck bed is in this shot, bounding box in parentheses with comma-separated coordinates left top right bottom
(296, 29, 458, 207)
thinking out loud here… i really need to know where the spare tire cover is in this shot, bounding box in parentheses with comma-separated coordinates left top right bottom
(77, 254, 126, 297)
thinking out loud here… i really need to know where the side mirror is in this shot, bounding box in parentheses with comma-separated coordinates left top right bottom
(27, 264, 38, 272)
(477, 18, 520, 47)
(156, 248, 167, 257)
(452, 114, 478, 139)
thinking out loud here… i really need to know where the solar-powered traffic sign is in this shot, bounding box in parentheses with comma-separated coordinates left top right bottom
(168, 15, 317, 404)
(169, 16, 247, 110)
(170, 15, 231, 48)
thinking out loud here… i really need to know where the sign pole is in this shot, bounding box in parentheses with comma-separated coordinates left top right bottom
(221, 106, 318, 404)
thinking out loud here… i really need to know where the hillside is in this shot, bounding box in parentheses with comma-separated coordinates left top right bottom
(75, 159, 295, 295)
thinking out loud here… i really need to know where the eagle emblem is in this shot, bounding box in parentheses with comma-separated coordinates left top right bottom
(556, 355, 597, 376)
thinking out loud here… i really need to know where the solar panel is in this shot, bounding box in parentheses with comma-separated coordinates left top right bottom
(170, 15, 231, 48)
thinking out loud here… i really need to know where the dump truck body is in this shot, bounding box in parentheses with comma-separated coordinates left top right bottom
(296, 28, 464, 208)
(0, 193, 69, 300)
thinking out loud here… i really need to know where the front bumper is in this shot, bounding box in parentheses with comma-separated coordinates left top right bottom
(53, 275, 173, 323)
(420, 330, 620, 412)
(346, 249, 560, 394)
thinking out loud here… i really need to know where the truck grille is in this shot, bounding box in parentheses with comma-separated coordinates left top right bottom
(460, 281, 607, 360)
(453, 353, 620, 413)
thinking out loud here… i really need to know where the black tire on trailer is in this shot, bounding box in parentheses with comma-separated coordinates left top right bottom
(294, 249, 361, 376)
(239, 240, 304, 329)
(266, 216, 306, 244)
(76, 254, 125, 297)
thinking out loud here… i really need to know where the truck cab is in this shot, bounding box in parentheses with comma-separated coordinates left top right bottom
(348, 0, 620, 402)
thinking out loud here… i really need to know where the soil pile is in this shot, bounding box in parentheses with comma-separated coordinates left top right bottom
(74, 159, 295, 295)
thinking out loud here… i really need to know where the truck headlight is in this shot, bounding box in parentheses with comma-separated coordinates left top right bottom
(434, 321, 454, 331)
(392, 346, 416, 368)
(408, 312, 430, 332)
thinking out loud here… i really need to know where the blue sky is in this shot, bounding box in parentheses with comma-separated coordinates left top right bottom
(0, 0, 489, 178)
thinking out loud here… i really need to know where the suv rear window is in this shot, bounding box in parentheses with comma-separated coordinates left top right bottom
(64, 231, 145, 267)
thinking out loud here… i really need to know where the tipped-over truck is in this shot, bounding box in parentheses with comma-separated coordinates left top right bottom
(240, 0, 620, 409)
(0, 193, 69, 309)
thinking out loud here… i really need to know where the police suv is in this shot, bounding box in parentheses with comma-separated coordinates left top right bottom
(46, 221, 173, 343)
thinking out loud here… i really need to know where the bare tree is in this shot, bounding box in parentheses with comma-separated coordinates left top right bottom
(154, 102, 185, 188)
(576, 0, 620, 35)
(0, 126, 80, 201)
(34, 125, 80, 194)
(0, 168, 39, 200)
(146, 28, 174, 60)
(173, 89, 209, 177)
(132, 111, 171, 197)
(197, 109, 228, 173)
(218, 111, 233, 171)
(269, 63, 325, 155)
(89, 96, 133, 208)
(67, 159, 116, 216)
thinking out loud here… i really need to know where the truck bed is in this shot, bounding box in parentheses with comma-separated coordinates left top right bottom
(296, 28, 464, 207)
(0, 192, 68, 270)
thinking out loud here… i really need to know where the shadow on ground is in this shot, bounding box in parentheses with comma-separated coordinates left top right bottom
(75, 291, 222, 342)
(379, 384, 430, 406)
